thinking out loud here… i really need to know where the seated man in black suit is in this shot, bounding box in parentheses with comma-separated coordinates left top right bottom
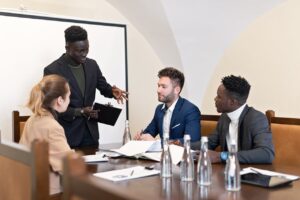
(192, 75, 274, 164)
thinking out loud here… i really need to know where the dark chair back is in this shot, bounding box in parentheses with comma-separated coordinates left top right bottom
(12, 110, 30, 142)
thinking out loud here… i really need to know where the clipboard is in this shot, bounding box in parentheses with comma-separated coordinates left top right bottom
(93, 103, 122, 126)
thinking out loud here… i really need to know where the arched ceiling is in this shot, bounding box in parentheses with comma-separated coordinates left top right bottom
(106, 0, 285, 103)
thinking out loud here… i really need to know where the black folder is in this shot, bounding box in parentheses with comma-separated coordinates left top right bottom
(93, 103, 122, 126)
(241, 173, 293, 188)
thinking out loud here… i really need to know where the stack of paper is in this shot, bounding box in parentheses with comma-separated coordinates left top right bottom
(241, 167, 300, 181)
(94, 166, 160, 181)
(110, 140, 185, 165)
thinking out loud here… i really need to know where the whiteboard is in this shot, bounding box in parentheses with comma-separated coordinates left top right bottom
(0, 11, 128, 144)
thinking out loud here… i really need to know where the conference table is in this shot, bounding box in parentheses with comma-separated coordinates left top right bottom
(77, 145, 300, 200)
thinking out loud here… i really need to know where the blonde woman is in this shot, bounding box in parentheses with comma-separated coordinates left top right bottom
(20, 74, 73, 194)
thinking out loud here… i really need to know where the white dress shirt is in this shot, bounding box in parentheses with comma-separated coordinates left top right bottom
(226, 103, 246, 150)
(162, 98, 179, 137)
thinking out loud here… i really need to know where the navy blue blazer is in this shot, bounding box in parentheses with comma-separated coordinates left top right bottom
(144, 97, 201, 143)
(44, 54, 114, 147)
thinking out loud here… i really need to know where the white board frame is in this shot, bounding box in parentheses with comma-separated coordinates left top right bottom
(0, 11, 128, 144)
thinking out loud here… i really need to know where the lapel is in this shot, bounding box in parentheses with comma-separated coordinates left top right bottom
(158, 104, 166, 135)
(222, 105, 249, 151)
(221, 114, 231, 151)
(237, 105, 249, 150)
(170, 97, 183, 128)
(83, 61, 92, 98)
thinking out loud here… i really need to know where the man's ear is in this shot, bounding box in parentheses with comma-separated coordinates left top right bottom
(174, 85, 181, 95)
(230, 98, 240, 107)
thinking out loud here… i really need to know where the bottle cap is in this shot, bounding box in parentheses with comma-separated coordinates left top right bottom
(229, 143, 237, 153)
(184, 134, 191, 141)
(201, 136, 208, 142)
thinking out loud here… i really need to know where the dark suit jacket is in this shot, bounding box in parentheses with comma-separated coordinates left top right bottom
(144, 97, 201, 143)
(44, 54, 114, 147)
(204, 105, 274, 164)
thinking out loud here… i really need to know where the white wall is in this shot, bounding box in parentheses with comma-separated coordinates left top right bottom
(0, 0, 163, 141)
(202, 0, 300, 117)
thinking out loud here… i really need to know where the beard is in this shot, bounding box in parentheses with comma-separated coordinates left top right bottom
(158, 93, 175, 104)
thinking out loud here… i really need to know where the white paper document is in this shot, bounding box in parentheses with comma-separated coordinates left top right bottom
(169, 144, 185, 165)
(111, 141, 156, 156)
(83, 153, 109, 163)
(110, 141, 184, 165)
(134, 144, 184, 165)
(94, 166, 160, 181)
(241, 167, 300, 181)
(147, 140, 162, 152)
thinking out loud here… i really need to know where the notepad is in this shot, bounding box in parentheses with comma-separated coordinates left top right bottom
(93, 103, 122, 126)
(82, 153, 109, 163)
(94, 166, 160, 181)
(240, 167, 299, 188)
(110, 141, 185, 165)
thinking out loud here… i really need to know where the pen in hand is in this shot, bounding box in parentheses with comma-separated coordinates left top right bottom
(130, 170, 134, 176)
(139, 129, 144, 140)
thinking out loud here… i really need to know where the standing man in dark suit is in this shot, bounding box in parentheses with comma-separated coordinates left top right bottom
(44, 25, 127, 148)
(192, 75, 274, 164)
(134, 67, 201, 144)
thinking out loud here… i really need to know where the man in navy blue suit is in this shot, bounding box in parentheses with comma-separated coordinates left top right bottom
(134, 67, 201, 144)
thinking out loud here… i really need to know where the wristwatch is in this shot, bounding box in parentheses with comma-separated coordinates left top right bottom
(220, 151, 228, 162)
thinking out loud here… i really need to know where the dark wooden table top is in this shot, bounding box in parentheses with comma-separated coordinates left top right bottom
(77, 145, 300, 200)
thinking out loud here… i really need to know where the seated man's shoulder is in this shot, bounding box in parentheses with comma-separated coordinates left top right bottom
(243, 107, 268, 125)
(181, 98, 199, 110)
(245, 107, 265, 118)
(154, 103, 164, 112)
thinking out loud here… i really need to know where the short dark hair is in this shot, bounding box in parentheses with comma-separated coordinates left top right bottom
(65, 26, 88, 43)
(222, 75, 251, 105)
(158, 67, 185, 90)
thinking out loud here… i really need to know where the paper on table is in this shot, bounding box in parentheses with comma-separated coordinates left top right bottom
(139, 152, 161, 162)
(169, 144, 185, 165)
(147, 140, 162, 152)
(241, 167, 300, 181)
(111, 141, 155, 156)
(140, 144, 184, 165)
(94, 166, 160, 182)
(109, 141, 184, 165)
(83, 153, 109, 163)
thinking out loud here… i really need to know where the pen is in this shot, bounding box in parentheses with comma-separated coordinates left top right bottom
(130, 170, 134, 176)
(88, 103, 95, 120)
(140, 129, 144, 140)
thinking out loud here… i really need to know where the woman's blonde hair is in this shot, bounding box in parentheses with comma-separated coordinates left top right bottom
(27, 74, 69, 116)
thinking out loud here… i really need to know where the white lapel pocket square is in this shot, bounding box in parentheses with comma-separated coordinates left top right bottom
(171, 123, 181, 129)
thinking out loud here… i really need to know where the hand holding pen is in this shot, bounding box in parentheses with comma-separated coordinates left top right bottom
(133, 129, 143, 140)
(133, 130, 155, 141)
(82, 104, 100, 120)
